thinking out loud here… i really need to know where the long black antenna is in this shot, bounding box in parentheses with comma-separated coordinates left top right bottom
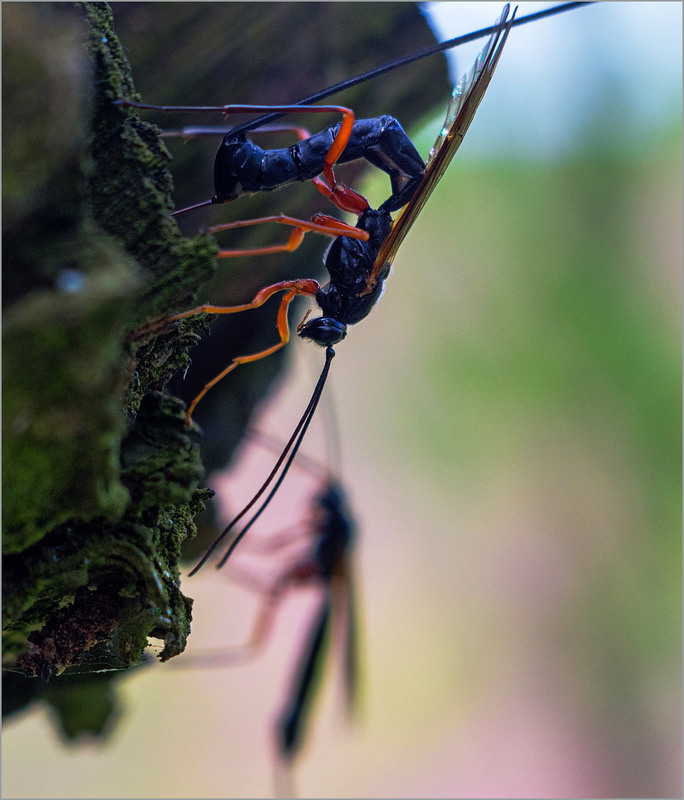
(227, 2, 592, 138)
(188, 346, 336, 574)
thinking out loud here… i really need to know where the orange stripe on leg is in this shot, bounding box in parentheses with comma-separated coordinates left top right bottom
(182, 281, 320, 423)
(203, 214, 368, 258)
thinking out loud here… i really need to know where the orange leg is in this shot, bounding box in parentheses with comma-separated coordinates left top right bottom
(158, 279, 320, 423)
(134, 214, 362, 422)
(204, 213, 369, 258)
(170, 587, 282, 668)
(171, 574, 291, 669)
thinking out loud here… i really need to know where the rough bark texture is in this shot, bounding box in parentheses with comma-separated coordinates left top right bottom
(2, 1, 448, 739)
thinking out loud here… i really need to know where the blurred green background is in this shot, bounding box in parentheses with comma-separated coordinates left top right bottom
(3, 2, 681, 798)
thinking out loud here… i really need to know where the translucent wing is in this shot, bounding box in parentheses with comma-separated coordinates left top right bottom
(366, 4, 516, 287)
(332, 557, 358, 716)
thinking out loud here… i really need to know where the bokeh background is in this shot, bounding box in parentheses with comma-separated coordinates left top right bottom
(3, 2, 681, 798)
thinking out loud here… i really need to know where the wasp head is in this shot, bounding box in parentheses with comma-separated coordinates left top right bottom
(298, 316, 347, 346)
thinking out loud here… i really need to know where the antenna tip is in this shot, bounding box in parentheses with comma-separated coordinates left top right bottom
(170, 199, 214, 217)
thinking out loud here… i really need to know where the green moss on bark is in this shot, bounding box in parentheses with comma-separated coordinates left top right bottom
(2, 2, 214, 736)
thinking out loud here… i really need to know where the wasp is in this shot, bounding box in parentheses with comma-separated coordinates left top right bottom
(177, 5, 518, 571)
(167, 423, 358, 789)
(121, 4, 595, 568)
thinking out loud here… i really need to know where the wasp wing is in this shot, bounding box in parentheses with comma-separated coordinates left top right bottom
(367, 4, 516, 288)
(277, 593, 333, 760)
(334, 556, 358, 717)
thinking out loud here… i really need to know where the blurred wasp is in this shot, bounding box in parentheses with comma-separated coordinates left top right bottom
(169, 429, 358, 792)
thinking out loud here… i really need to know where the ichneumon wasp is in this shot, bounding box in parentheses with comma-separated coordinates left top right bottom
(125, 5, 516, 570)
(266, 475, 357, 795)
(173, 431, 359, 789)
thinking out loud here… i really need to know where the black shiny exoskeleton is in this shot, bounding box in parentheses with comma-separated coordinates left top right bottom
(297, 206, 393, 347)
(213, 115, 425, 211)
